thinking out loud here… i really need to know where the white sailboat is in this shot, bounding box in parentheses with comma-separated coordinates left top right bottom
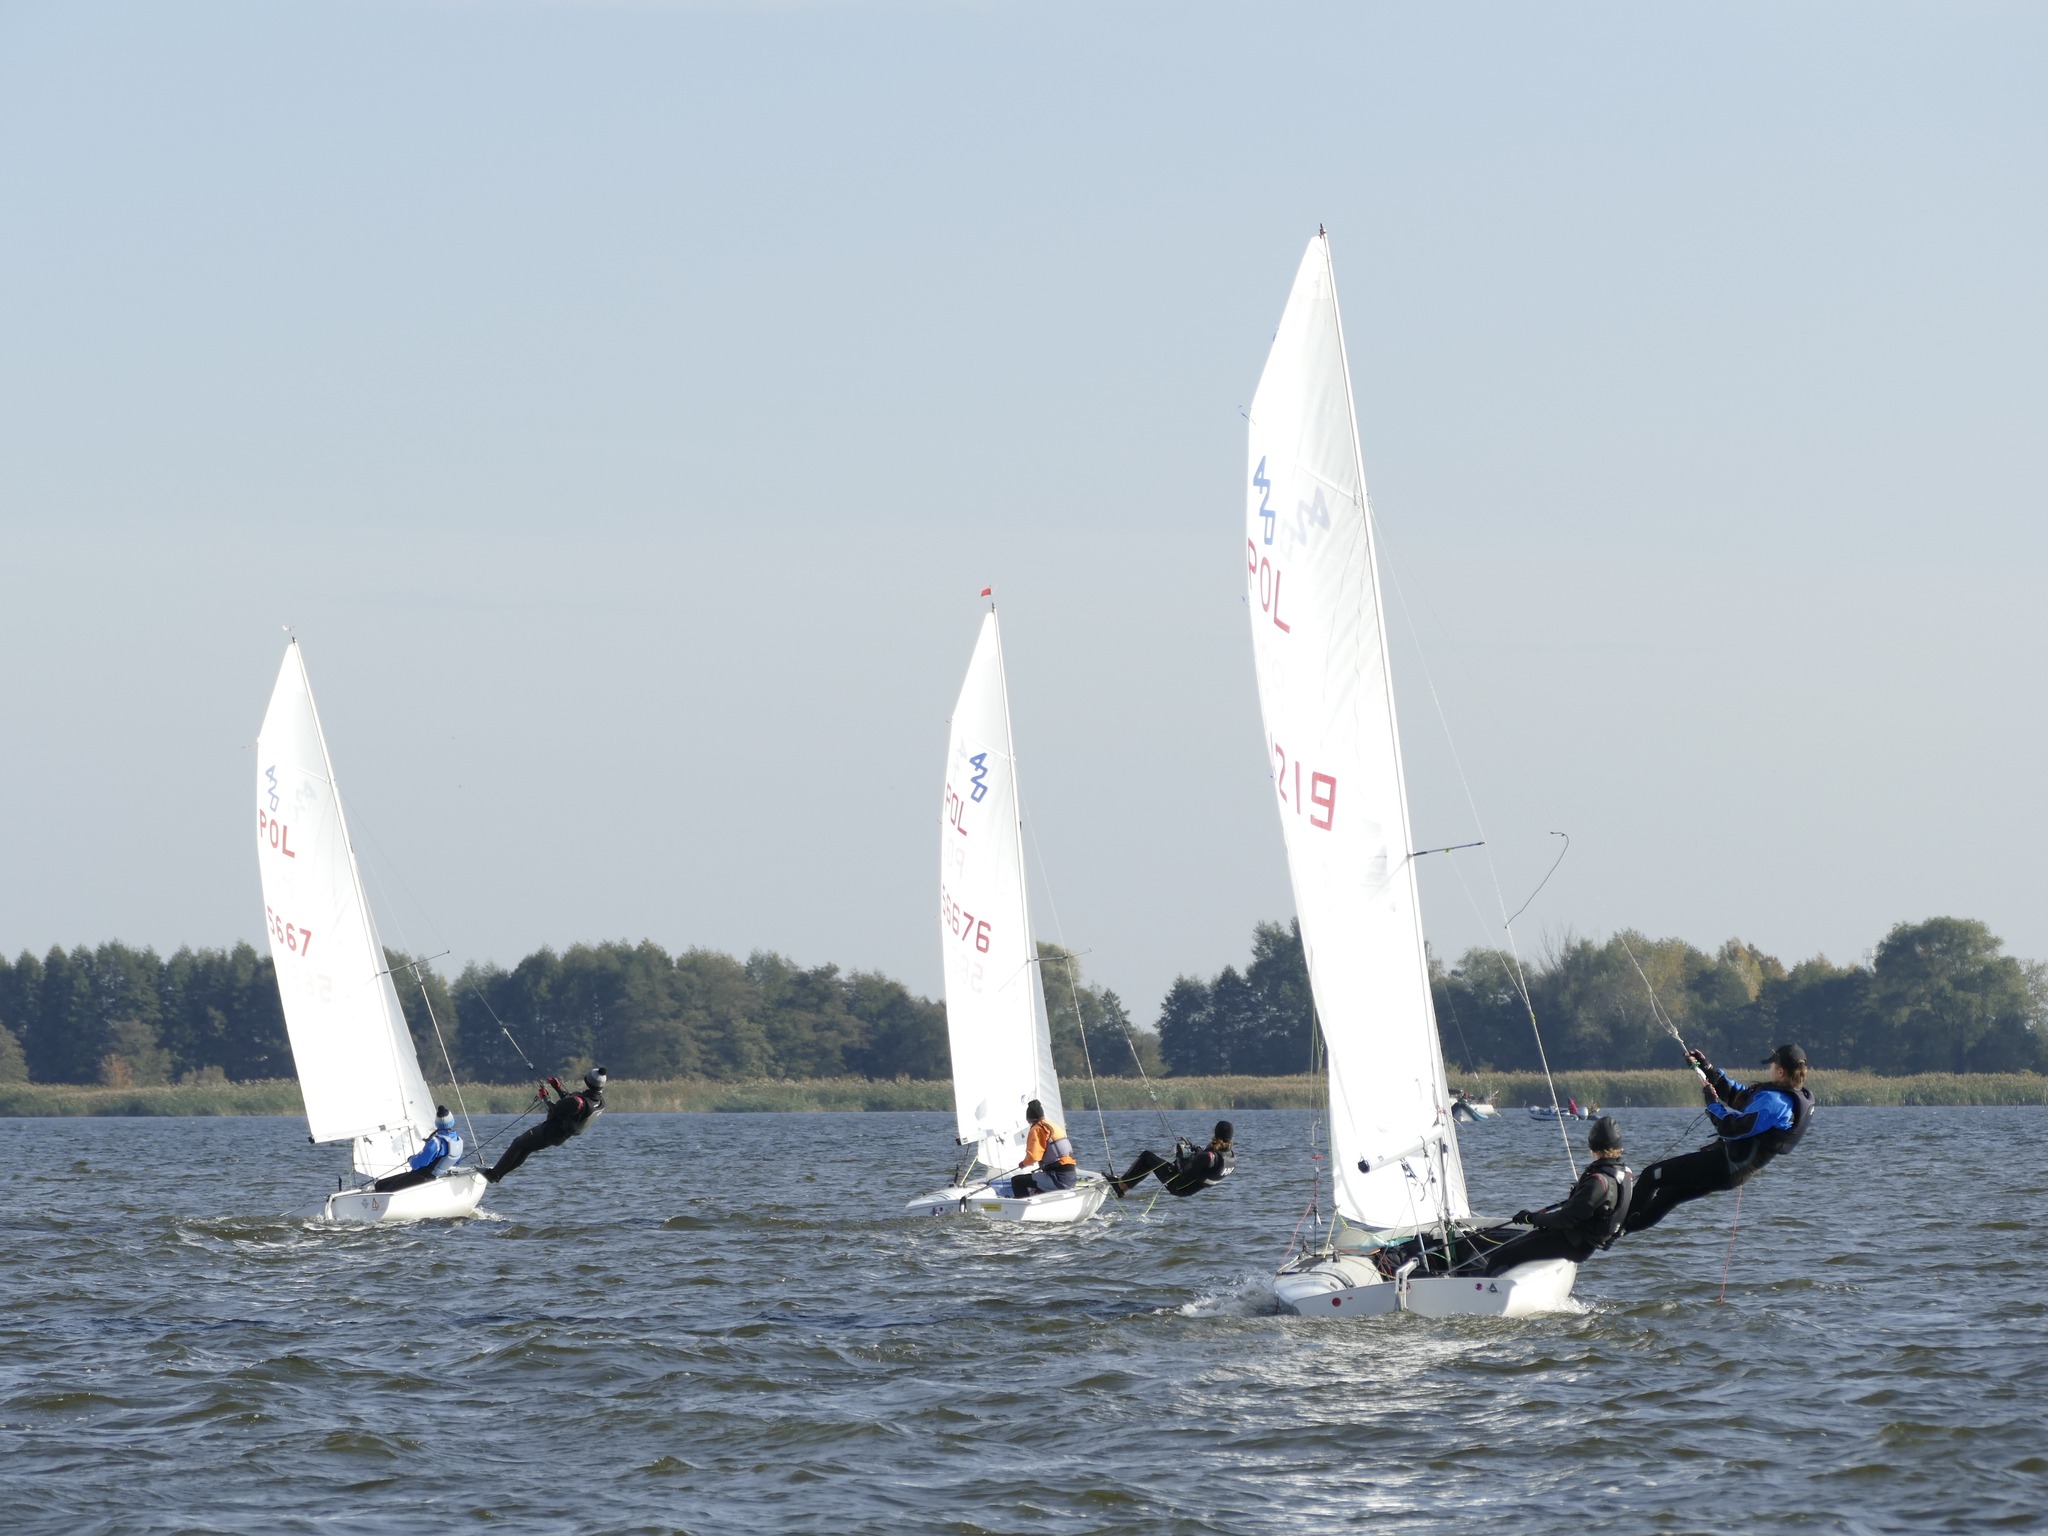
(1246, 233, 1575, 1318)
(255, 639, 487, 1224)
(905, 609, 1109, 1224)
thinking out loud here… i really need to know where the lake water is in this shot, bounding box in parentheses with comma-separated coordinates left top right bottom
(1, 1105, 2041, 1534)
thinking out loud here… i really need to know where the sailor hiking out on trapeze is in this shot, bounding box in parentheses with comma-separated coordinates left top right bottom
(1622, 1043, 1813, 1233)
(998, 1099, 1077, 1197)
(1107, 1120, 1236, 1199)
(483, 1067, 608, 1184)
(1453, 1115, 1633, 1275)
(372, 1106, 466, 1193)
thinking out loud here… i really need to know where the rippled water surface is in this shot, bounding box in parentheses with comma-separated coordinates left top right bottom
(2, 1106, 2043, 1534)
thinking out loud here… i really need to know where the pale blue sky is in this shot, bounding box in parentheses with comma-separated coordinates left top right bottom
(3, 2, 2043, 1024)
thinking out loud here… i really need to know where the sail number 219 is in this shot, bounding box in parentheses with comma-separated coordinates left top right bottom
(1272, 743, 1336, 830)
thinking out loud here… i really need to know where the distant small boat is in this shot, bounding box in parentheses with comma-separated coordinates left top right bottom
(1528, 1099, 1596, 1122)
(1451, 1092, 1499, 1123)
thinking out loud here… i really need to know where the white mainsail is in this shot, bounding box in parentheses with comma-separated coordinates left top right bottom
(1244, 232, 1469, 1235)
(938, 610, 1064, 1172)
(255, 640, 438, 1178)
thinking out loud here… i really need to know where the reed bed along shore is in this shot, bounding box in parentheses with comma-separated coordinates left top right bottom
(2, 1069, 2045, 1117)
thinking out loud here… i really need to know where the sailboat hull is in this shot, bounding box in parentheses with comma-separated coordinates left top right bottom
(1273, 1254, 1577, 1319)
(323, 1169, 489, 1225)
(904, 1175, 1109, 1225)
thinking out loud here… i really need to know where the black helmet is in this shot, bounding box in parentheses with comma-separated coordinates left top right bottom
(1587, 1115, 1622, 1153)
(1025, 1099, 1044, 1123)
(1213, 1120, 1235, 1143)
(584, 1066, 607, 1091)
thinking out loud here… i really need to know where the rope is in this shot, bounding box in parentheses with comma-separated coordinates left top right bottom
(1717, 1182, 1744, 1303)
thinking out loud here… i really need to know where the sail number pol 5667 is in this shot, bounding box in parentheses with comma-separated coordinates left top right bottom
(264, 905, 316, 958)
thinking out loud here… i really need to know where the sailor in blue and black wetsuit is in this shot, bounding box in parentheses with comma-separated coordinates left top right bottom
(372, 1106, 465, 1193)
(1623, 1043, 1814, 1233)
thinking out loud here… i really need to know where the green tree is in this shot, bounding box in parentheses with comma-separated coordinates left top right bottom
(0, 1023, 27, 1083)
(1863, 917, 2045, 1073)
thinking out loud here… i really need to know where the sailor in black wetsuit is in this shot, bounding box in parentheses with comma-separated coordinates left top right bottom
(482, 1067, 607, 1184)
(1106, 1121, 1236, 1199)
(1622, 1043, 1813, 1233)
(1454, 1115, 1633, 1275)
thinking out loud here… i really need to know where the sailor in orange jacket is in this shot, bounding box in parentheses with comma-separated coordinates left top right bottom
(1003, 1098, 1078, 1197)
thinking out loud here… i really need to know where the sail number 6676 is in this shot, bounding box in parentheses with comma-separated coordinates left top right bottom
(940, 885, 992, 952)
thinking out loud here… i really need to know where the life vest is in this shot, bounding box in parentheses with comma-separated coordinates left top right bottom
(553, 1091, 604, 1135)
(1035, 1118, 1076, 1169)
(433, 1129, 464, 1174)
(1726, 1083, 1812, 1171)
(1594, 1161, 1634, 1250)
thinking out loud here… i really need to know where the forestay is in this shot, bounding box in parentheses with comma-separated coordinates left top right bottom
(255, 641, 438, 1178)
(938, 611, 1063, 1172)
(1243, 233, 1469, 1233)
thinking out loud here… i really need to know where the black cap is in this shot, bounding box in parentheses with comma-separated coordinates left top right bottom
(1025, 1099, 1044, 1122)
(1763, 1043, 1807, 1071)
(1213, 1120, 1235, 1143)
(1587, 1115, 1622, 1153)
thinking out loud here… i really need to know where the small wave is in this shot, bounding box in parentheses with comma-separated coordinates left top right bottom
(1173, 1273, 1284, 1318)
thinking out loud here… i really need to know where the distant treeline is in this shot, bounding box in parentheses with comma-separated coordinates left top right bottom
(2, 915, 2042, 1088)
(0, 938, 1158, 1089)
(1160, 915, 2048, 1077)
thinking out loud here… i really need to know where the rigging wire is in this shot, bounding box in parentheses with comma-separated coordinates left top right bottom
(400, 958, 478, 1156)
(1020, 805, 1118, 1178)
(1283, 999, 1329, 1265)
(355, 813, 544, 1077)
(352, 812, 548, 1171)
(1377, 532, 1578, 1179)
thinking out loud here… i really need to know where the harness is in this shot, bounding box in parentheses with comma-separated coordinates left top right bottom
(1180, 1144, 1234, 1188)
(1596, 1163, 1635, 1250)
